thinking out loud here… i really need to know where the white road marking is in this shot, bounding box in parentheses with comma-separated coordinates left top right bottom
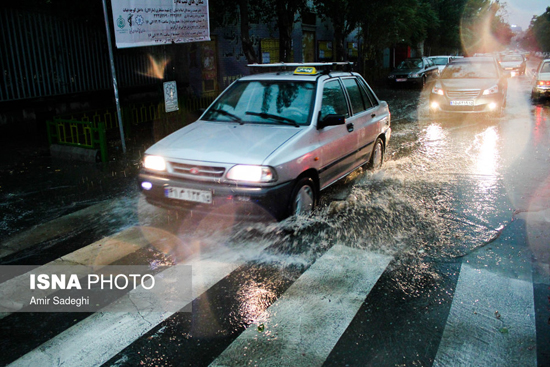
(0, 226, 156, 318)
(433, 262, 537, 367)
(210, 245, 392, 367)
(8, 242, 258, 367)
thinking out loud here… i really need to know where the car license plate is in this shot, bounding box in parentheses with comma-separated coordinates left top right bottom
(165, 186, 212, 204)
(396, 78, 407, 82)
(450, 100, 474, 106)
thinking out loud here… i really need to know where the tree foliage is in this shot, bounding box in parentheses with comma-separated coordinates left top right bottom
(312, 0, 361, 61)
(521, 7, 550, 52)
(460, 0, 513, 55)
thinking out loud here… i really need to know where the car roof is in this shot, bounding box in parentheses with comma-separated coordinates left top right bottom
(450, 56, 495, 63)
(241, 62, 357, 81)
(239, 70, 358, 82)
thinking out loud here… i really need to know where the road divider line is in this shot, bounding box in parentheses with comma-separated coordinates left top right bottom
(210, 245, 392, 367)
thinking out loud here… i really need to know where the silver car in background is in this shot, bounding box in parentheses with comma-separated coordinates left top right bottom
(138, 63, 391, 221)
(429, 56, 508, 117)
(531, 59, 550, 101)
(428, 55, 463, 74)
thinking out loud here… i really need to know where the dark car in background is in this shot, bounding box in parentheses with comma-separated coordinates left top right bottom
(387, 57, 440, 88)
(531, 59, 550, 101)
(429, 56, 508, 117)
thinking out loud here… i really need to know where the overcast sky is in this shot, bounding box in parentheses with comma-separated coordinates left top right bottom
(503, 0, 548, 30)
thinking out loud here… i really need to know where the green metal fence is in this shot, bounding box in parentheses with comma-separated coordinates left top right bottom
(46, 119, 108, 162)
(46, 95, 217, 163)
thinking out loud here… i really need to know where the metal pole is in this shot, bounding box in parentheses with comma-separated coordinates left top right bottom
(102, 0, 126, 154)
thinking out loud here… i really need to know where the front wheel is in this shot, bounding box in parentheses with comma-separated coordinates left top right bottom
(369, 138, 384, 169)
(289, 177, 316, 217)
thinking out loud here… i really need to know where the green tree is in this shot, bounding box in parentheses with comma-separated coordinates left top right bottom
(356, 0, 439, 78)
(312, 0, 361, 61)
(460, 0, 512, 55)
(525, 7, 550, 52)
(272, 0, 308, 62)
(425, 0, 468, 55)
(209, 0, 269, 64)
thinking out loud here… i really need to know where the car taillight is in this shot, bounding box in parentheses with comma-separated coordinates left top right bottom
(538, 80, 550, 86)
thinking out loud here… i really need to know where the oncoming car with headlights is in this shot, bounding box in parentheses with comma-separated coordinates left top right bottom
(429, 56, 508, 117)
(138, 63, 391, 221)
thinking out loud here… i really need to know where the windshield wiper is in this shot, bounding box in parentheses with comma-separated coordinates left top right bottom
(245, 111, 299, 127)
(208, 109, 243, 123)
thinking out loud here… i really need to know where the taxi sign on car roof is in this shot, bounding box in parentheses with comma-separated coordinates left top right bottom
(294, 66, 317, 75)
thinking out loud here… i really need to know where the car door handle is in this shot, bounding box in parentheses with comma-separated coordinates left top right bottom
(346, 123, 354, 132)
(371, 113, 376, 118)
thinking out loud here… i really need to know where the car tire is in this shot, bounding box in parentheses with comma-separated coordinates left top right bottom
(289, 177, 316, 217)
(369, 138, 384, 169)
(531, 91, 539, 102)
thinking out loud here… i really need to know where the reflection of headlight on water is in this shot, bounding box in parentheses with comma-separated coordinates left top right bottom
(473, 127, 499, 193)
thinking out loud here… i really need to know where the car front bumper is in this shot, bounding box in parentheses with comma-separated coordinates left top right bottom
(138, 172, 294, 221)
(429, 94, 504, 114)
(388, 76, 424, 86)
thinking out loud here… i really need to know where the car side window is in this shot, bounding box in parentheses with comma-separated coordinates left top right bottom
(342, 78, 367, 115)
(357, 78, 377, 108)
(320, 80, 349, 120)
(542, 63, 550, 73)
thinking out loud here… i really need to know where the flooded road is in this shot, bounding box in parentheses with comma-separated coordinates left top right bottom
(1, 62, 549, 366)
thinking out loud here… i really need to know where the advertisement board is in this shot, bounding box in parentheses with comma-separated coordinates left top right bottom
(111, 0, 210, 48)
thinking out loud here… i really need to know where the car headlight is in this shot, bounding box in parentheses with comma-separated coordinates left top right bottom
(410, 72, 420, 78)
(388, 75, 396, 79)
(143, 155, 166, 171)
(483, 84, 499, 95)
(226, 165, 277, 183)
(432, 83, 444, 96)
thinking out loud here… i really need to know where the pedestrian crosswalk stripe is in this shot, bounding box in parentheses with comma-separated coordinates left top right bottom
(210, 245, 392, 367)
(433, 263, 537, 367)
(7, 244, 255, 367)
(0, 226, 157, 320)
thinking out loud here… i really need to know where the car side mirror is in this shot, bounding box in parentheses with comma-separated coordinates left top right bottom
(317, 114, 345, 129)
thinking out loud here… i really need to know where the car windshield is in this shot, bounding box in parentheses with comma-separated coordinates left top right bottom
(430, 57, 449, 65)
(440, 61, 498, 79)
(540, 62, 550, 73)
(501, 55, 523, 62)
(202, 80, 315, 126)
(397, 59, 423, 69)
